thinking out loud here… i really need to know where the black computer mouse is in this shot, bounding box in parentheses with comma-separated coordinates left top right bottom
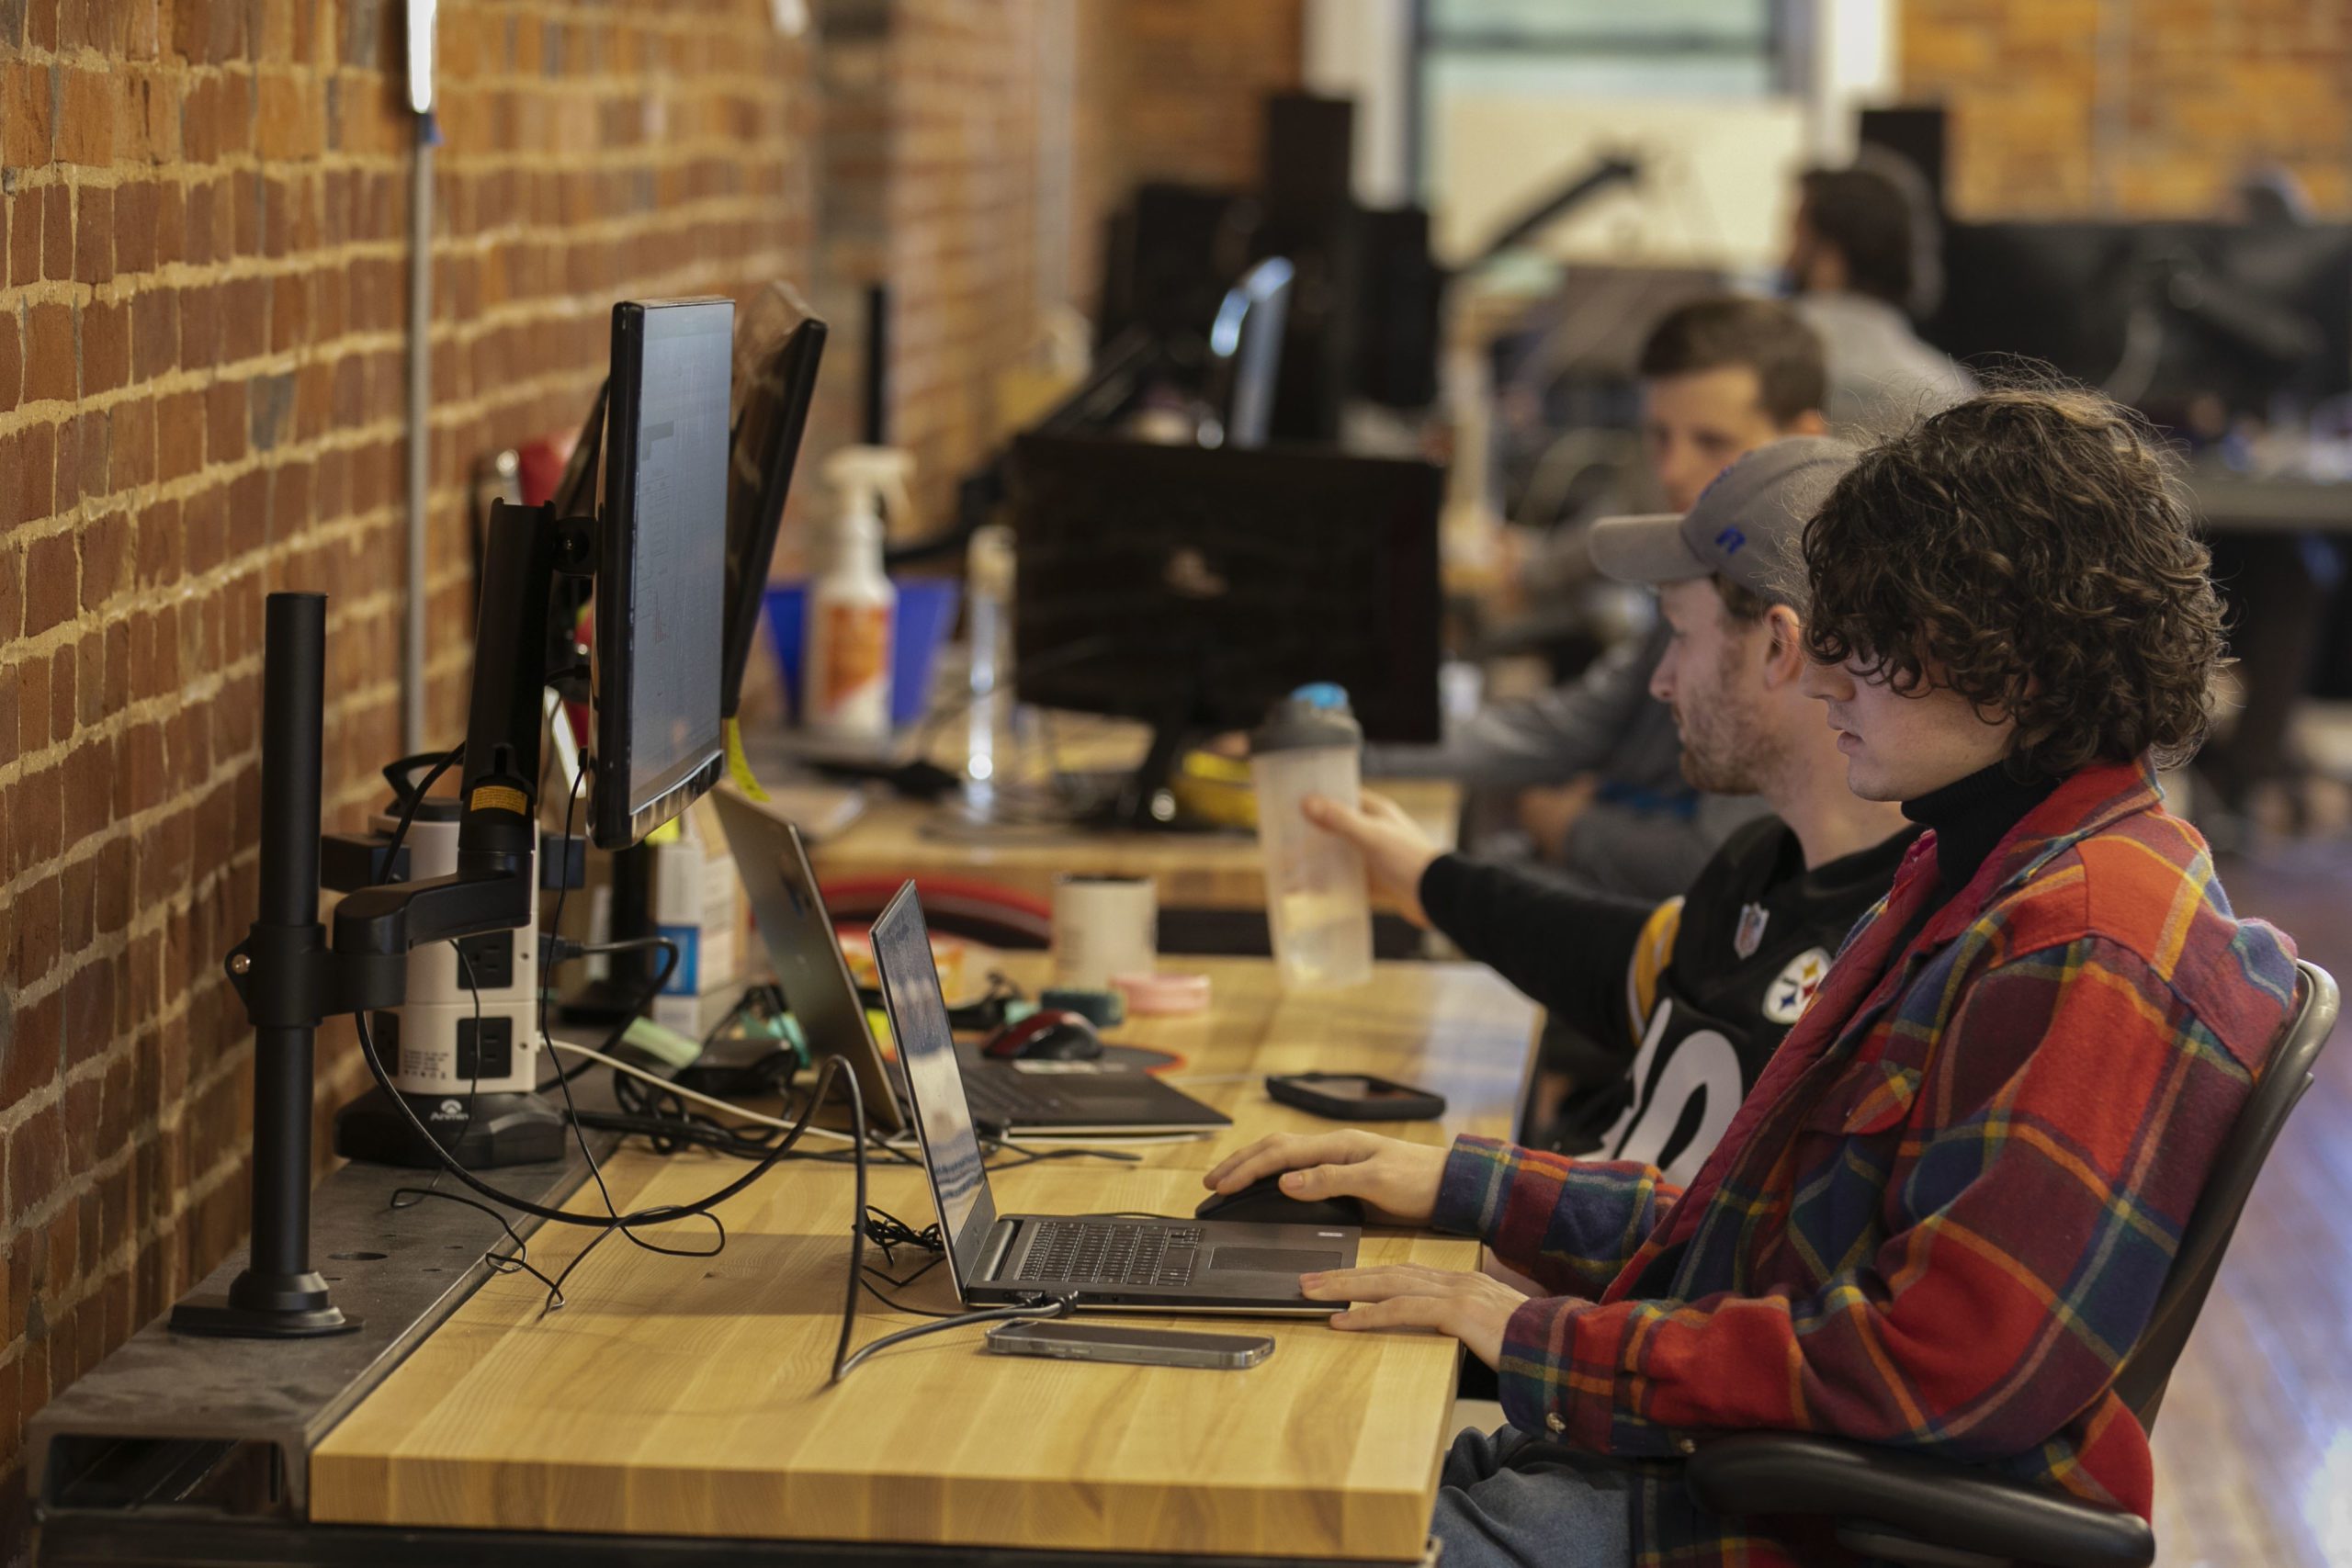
(1193, 1175, 1366, 1228)
(982, 1009, 1103, 1062)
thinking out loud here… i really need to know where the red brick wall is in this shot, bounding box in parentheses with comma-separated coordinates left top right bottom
(1903, 0, 2352, 217)
(884, 0, 1048, 526)
(0, 1, 811, 1551)
(802, 0, 1303, 533)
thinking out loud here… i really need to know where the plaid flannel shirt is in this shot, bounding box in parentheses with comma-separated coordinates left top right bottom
(1433, 759, 2298, 1567)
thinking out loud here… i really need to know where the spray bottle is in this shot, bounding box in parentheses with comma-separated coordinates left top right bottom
(803, 446, 912, 738)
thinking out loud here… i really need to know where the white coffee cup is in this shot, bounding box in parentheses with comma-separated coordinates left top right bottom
(1052, 874, 1157, 990)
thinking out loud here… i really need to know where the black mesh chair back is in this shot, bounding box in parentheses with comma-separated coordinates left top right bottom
(2113, 958, 2336, 1427)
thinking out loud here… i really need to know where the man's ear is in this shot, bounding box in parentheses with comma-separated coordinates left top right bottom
(1789, 410, 1830, 437)
(1759, 605, 1807, 689)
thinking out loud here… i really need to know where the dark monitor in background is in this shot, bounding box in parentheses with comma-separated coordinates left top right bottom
(1006, 434, 1443, 821)
(1858, 106, 1950, 216)
(721, 287, 828, 718)
(1353, 204, 1442, 411)
(1101, 183, 1259, 346)
(1257, 95, 1359, 444)
(1933, 220, 2352, 422)
(594, 298, 733, 848)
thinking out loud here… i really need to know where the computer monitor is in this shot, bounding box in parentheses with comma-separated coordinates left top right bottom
(1006, 434, 1443, 821)
(593, 298, 734, 849)
(1353, 204, 1442, 411)
(1206, 257, 1293, 448)
(721, 287, 828, 719)
(1932, 220, 2352, 421)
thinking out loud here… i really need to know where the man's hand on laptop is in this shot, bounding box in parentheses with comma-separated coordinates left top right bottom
(1202, 1131, 1446, 1224)
(1299, 1263, 1535, 1370)
(1301, 793, 1439, 927)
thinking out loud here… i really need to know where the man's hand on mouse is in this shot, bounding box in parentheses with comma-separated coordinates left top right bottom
(1202, 1131, 1447, 1226)
(1300, 793, 1439, 928)
(1300, 1263, 1536, 1370)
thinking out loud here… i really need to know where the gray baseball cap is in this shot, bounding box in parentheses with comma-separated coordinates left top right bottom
(1588, 435, 1860, 610)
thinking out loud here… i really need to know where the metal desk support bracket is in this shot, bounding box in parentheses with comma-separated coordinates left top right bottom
(29, 1142, 601, 1520)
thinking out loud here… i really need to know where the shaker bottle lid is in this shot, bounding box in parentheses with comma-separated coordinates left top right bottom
(1250, 684, 1363, 754)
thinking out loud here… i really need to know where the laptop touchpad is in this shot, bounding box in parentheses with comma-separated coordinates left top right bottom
(1213, 1247, 1347, 1274)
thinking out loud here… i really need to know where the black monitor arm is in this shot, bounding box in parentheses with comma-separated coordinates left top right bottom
(329, 501, 594, 987)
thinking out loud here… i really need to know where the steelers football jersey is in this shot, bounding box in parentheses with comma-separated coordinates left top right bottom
(1582, 816, 1917, 1186)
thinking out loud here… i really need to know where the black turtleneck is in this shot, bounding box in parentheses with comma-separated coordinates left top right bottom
(1883, 761, 2063, 954)
(1905, 761, 2062, 892)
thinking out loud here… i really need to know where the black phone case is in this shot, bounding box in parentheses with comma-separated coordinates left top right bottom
(1265, 1072, 1447, 1122)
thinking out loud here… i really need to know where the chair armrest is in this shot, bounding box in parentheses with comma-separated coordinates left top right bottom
(1684, 1433, 2154, 1568)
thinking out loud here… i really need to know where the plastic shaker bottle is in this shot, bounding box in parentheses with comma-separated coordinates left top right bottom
(1249, 684, 1374, 991)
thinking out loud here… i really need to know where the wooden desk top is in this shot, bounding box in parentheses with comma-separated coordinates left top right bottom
(797, 712, 1458, 912)
(311, 961, 1539, 1560)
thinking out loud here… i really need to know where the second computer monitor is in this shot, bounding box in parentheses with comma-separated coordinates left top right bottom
(1005, 434, 1444, 747)
(594, 298, 734, 849)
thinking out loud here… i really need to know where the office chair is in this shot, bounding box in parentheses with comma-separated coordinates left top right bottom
(1686, 958, 2339, 1568)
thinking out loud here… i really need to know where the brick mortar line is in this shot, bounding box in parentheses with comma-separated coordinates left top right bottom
(0, 943, 228, 1163)
(4, 892, 249, 1137)
(4, 130, 806, 204)
(0, 632, 405, 807)
(1, 180, 792, 321)
(0, 545, 407, 788)
(0, 1038, 264, 1359)
(0, 507, 411, 641)
(0, 200, 796, 424)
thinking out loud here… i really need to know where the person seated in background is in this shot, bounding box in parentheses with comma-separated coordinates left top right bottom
(1313, 438, 1914, 1178)
(1374, 297, 1832, 903)
(1784, 161, 1975, 440)
(1211, 385, 2298, 1568)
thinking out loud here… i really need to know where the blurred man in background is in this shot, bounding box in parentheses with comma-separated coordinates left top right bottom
(1373, 297, 1828, 902)
(1785, 162, 1975, 440)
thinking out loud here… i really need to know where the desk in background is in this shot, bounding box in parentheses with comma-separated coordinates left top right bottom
(774, 711, 1457, 949)
(2188, 470, 2352, 534)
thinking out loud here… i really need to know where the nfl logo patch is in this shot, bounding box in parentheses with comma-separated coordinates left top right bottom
(1733, 902, 1770, 960)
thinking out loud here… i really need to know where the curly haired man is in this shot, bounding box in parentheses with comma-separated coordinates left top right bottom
(1204, 386, 2301, 1568)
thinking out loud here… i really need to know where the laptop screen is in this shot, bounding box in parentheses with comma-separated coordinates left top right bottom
(709, 788, 906, 1133)
(869, 884, 999, 1292)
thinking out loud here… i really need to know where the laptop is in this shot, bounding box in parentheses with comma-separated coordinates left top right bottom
(871, 882, 1360, 1314)
(711, 786, 1231, 1138)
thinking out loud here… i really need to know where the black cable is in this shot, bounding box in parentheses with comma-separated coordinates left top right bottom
(351, 1009, 853, 1233)
(547, 934, 681, 1086)
(567, 936, 680, 956)
(389, 1185, 572, 1306)
(832, 1298, 1071, 1379)
(862, 1205, 942, 1258)
(377, 746, 463, 886)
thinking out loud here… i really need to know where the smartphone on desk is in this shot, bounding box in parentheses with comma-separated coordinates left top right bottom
(1266, 1072, 1447, 1122)
(983, 1321, 1274, 1370)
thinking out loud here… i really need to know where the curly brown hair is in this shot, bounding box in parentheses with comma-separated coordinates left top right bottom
(1801, 384, 2226, 777)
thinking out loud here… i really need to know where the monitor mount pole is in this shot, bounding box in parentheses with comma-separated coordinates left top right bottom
(169, 592, 361, 1337)
(173, 503, 582, 1336)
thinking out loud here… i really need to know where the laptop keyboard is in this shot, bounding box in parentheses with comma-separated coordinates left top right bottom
(961, 1067, 1074, 1124)
(1016, 1221, 1202, 1288)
